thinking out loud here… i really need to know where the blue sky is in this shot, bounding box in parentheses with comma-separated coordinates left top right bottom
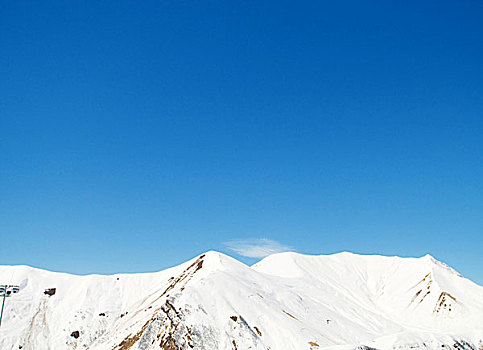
(1, 1, 482, 284)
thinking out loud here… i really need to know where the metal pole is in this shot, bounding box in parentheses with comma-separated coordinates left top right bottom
(0, 288, 6, 327)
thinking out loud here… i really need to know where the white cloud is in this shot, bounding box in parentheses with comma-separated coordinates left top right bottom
(223, 238, 293, 258)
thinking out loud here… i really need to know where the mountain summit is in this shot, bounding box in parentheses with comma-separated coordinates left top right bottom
(0, 252, 482, 350)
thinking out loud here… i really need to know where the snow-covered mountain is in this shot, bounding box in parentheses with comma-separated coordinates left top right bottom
(0, 252, 482, 350)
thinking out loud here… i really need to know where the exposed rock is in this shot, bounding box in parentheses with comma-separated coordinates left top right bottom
(44, 288, 56, 296)
(356, 346, 377, 350)
(160, 336, 178, 350)
(70, 331, 80, 339)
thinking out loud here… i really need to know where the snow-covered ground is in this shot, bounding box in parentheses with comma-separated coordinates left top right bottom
(0, 251, 481, 350)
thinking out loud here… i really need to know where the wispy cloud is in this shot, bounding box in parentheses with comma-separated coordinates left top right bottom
(223, 238, 293, 258)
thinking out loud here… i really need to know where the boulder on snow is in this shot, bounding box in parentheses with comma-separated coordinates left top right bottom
(70, 331, 80, 339)
(44, 288, 56, 296)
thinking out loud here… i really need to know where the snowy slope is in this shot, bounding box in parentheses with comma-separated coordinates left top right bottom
(0, 252, 481, 350)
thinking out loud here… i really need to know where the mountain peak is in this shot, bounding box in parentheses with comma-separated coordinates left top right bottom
(1, 252, 481, 350)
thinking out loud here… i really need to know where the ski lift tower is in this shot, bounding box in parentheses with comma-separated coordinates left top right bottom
(0, 285, 20, 327)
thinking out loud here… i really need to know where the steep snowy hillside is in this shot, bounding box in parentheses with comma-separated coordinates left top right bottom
(0, 252, 482, 350)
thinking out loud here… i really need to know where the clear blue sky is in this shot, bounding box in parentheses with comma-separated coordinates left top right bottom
(1, 1, 482, 284)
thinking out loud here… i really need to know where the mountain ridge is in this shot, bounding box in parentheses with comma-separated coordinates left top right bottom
(0, 251, 481, 350)
(0, 251, 467, 279)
